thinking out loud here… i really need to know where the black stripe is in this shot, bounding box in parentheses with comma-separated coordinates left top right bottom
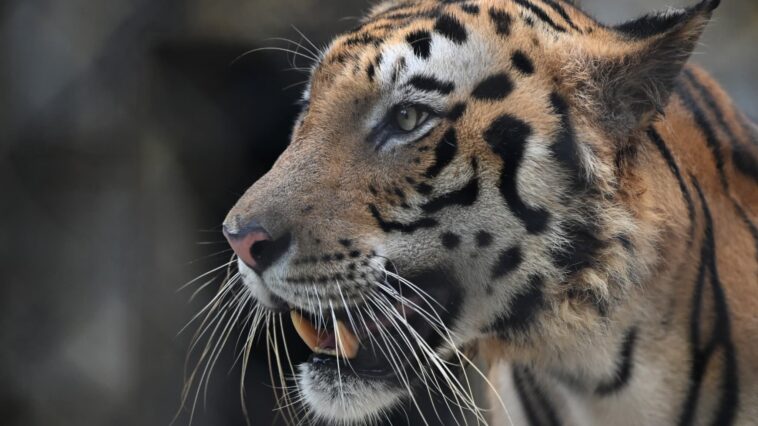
(511, 50, 535, 75)
(484, 114, 551, 234)
(406, 30, 432, 59)
(471, 73, 514, 101)
(549, 92, 590, 192)
(488, 7, 513, 36)
(677, 177, 739, 426)
(369, 204, 438, 233)
(491, 245, 524, 279)
(734, 202, 758, 262)
(683, 69, 758, 184)
(513, 365, 562, 426)
(595, 327, 638, 395)
(487, 274, 543, 333)
(421, 176, 478, 213)
(537, 0, 581, 31)
(550, 218, 605, 274)
(460, 3, 480, 15)
(434, 14, 468, 43)
(647, 127, 696, 245)
(408, 75, 455, 94)
(425, 128, 458, 178)
(675, 78, 730, 192)
(513, 0, 567, 33)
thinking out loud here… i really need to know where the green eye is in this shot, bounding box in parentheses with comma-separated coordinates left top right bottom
(395, 106, 429, 132)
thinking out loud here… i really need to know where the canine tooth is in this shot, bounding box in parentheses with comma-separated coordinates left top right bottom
(290, 311, 318, 353)
(335, 320, 359, 360)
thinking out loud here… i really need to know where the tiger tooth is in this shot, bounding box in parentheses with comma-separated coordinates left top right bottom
(335, 320, 360, 360)
(290, 311, 318, 353)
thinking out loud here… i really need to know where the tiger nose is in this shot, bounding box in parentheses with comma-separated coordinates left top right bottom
(222, 221, 291, 273)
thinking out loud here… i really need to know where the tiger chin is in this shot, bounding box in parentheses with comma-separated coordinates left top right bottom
(213, 0, 758, 424)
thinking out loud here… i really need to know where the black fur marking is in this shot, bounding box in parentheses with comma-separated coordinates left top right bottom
(511, 50, 535, 75)
(441, 232, 461, 249)
(551, 219, 605, 274)
(677, 178, 739, 426)
(408, 75, 455, 94)
(421, 176, 479, 214)
(647, 127, 696, 245)
(513, 365, 561, 426)
(732, 144, 758, 183)
(447, 102, 467, 122)
(549, 92, 590, 192)
(476, 231, 493, 248)
(434, 14, 468, 43)
(345, 33, 382, 47)
(484, 114, 550, 234)
(369, 204, 438, 233)
(339, 239, 352, 248)
(615, 9, 687, 39)
(460, 3, 480, 15)
(683, 68, 758, 184)
(416, 183, 434, 195)
(472, 73, 514, 101)
(675, 76, 729, 191)
(513, 0, 567, 33)
(488, 8, 513, 36)
(425, 128, 458, 178)
(489, 275, 544, 335)
(595, 327, 638, 396)
(367, 63, 376, 80)
(491, 245, 523, 279)
(539, 0, 581, 32)
(406, 30, 432, 59)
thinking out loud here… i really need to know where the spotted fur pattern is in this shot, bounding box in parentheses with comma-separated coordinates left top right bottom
(223, 0, 758, 424)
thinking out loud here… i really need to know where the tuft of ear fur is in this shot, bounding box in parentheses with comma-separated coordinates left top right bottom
(568, 0, 719, 137)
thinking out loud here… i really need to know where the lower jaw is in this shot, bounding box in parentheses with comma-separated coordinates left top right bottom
(296, 359, 407, 424)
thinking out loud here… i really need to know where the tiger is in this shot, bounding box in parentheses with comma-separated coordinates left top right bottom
(213, 0, 758, 424)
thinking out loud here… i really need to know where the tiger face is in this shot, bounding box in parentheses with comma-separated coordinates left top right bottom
(222, 0, 721, 422)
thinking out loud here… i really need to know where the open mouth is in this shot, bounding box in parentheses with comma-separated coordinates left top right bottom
(287, 270, 458, 382)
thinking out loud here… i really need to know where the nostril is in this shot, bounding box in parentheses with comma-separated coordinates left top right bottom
(223, 221, 273, 272)
(223, 221, 292, 273)
(250, 232, 292, 271)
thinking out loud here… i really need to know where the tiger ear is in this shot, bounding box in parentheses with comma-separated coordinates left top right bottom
(570, 0, 719, 136)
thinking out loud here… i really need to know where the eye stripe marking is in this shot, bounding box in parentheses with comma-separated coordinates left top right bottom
(472, 73, 514, 101)
(408, 75, 455, 94)
(425, 128, 458, 178)
(484, 114, 550, 234)
(447, 102, 467, 121)
(434, 14, 468, 43)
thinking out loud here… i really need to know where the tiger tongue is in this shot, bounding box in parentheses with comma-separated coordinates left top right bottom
(290, 311, 359, 360)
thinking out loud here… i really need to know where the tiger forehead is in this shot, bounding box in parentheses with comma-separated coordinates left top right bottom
(318, 0, 598, 73)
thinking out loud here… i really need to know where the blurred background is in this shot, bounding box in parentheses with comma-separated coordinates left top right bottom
(1, 0, 755, 425)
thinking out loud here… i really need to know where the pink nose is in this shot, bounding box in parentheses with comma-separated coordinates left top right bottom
(223, 222, 272, 272)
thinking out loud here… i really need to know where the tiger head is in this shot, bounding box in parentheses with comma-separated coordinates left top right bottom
(222, 0, 718, 422)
